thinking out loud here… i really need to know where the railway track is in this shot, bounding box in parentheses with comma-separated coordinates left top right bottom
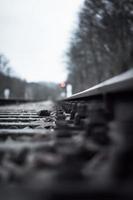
(0, 99, 34, 106)
(0, 70, 133, 199)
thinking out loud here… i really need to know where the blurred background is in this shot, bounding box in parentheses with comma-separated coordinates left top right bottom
(0, 0, 133, 100)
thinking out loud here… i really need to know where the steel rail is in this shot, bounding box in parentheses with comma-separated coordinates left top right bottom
(65, 69, 133, 100)
(0, 99, 41, 105)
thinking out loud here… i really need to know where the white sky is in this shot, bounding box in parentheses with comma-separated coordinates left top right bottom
(0, 0, 84, 83)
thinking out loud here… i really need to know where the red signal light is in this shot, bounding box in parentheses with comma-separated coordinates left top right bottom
(59, 82, 66, 88)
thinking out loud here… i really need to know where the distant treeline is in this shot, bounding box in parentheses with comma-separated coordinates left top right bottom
(25, 82, 61, 101)
(0, 72, 26, 99)
(0, 54, 61, 100)
(67, 0, 133, 93)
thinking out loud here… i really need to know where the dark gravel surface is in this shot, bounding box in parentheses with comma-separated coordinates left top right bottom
(0, 100, 132, 199)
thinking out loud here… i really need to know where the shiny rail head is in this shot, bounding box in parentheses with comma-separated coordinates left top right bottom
(64, 69, 133, 100)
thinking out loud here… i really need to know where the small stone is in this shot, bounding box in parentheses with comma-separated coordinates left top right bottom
(38, 110, 51, 117)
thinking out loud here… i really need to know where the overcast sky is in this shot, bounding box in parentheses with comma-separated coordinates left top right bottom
(0, 0, 84, 83)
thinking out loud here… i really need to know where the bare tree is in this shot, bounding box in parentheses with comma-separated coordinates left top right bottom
(67, 0, 133, 93)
